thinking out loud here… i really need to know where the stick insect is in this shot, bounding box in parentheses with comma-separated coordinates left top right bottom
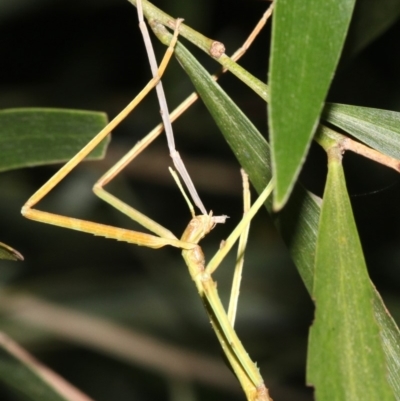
(22, 1, 275, 400)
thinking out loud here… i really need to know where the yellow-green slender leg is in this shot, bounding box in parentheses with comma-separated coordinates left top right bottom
(21, 10, 193, 251)
(228, 169, 252, 326)
(206, 180, 274, 276)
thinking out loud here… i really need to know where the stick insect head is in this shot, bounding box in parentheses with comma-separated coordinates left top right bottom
(181, 213, 216, 245)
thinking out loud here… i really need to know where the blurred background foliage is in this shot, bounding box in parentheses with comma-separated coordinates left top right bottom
(0, 1, 399, 400)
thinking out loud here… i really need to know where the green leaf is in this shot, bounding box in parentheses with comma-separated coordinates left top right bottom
(0, 241, 23, 261)
(153, 27, 400, 399)
(307, 149, 395, 400)
(324, 103, 400, 160)
(268, 0, 356, 210)
(0, 332, 92, 401)
(0, 108, 109, 172)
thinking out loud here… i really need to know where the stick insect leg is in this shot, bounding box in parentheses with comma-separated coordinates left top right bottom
(92, 96, 199, 238)
(21, 26, 197, 250)
(22, 104, 194, 248)
(227, 169, 252, 327)
(206, 178, 275, 276)
(93, 129, 178, 241)
(137, 0, 208, 216)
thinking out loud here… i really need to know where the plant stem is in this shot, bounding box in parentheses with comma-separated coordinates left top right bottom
(316, 125, 400, 173)
(126, 0, 269, 101)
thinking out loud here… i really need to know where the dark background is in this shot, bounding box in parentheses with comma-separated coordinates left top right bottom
(0, 1, 399, 400)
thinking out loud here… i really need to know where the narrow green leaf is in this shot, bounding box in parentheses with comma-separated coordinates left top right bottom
(174, 42, 321, 294)
(0, 332, 93, 401)
(0, 108, 109, 172)
(307, 149, 395, 400)
(269, 0, 356, 210)
(152, 27, 400, 398)
(324, 103, 400, 160)
(0, 241, 23, 261)
(150, 26, 272, 200)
